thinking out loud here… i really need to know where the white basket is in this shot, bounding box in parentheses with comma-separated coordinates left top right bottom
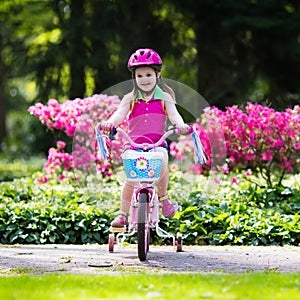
(121, 150, 164, 181)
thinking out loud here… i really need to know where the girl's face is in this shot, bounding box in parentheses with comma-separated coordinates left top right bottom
(134, 66, 159, 93)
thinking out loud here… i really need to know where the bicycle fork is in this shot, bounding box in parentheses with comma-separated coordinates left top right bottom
(130, 185, 159, 228)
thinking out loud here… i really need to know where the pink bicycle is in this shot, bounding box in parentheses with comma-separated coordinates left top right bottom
(96, 124, 206, 261)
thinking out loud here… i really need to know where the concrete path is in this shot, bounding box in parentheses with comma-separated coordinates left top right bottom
(1, 244, 299, 276)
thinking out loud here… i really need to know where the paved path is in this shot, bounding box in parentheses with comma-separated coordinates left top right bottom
(1, 244, 299, 275)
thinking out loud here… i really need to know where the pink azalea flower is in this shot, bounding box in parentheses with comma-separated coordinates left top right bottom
(214, 178, 221, 185)
(189, 164, 203, 174)
(170, 163, 178, 171)
(220, 164, 229, 174)
(36, 176, 48, 183)
(245, 170, 252, 177)
(58, 174, 65, 181)
(232, 177, 238, 185)
(57, 141, 66, 149)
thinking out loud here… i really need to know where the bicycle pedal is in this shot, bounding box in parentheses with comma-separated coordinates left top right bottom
(109, 226, 126, 233)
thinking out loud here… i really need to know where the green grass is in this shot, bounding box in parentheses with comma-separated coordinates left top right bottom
(0, 273, 299, 299)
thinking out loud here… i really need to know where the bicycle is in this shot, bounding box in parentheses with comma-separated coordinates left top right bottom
(95, 124, 206, 261)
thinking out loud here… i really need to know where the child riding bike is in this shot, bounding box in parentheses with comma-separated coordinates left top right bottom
(100, 48, 190, 228)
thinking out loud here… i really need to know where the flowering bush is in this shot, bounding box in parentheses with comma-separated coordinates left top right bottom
(28, 94, 121, 136)
(29, 95, 300, 187)
(35, 140, 73, 183)
(28, 94, 122, 181)
(172, 102, 300, 187)
(170, 116, 227, 174)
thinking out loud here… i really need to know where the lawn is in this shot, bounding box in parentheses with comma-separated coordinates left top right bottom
(0, 272, 300, 299)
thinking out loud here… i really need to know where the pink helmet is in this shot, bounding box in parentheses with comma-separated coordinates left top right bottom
(127, 48, 162, 71)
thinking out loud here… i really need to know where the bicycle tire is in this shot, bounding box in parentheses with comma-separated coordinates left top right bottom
(108, 234, 115, 253)
(176, 232, 183, 252)
(137, 191, 149, 261)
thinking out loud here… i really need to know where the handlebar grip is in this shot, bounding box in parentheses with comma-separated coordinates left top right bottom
(108, 126, 117, 140)
(188, 125, 194, 133)
(96, 123, 117, 140)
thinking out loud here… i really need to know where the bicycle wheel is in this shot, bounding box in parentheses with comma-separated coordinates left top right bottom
(108, 234, 115, 252)
(137, 191, 150, 261)
(176, 232, 183, 252)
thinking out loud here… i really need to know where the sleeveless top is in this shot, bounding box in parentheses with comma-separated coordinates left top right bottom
(127, 86, 167, 148)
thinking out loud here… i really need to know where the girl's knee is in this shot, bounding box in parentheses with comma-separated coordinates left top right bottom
(155, 148, 168, 162)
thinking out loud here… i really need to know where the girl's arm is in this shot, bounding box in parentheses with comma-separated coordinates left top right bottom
(164, 92, 189, 132)
(101, 92, 132, 130)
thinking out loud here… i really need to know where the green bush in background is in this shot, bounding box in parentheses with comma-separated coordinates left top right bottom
(0, 159, 299, 246)
(0, 156, 45, 181)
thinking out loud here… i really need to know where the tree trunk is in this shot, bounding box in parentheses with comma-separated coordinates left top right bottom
(69, 0, 85, 99)
(0, 41, 7, 151)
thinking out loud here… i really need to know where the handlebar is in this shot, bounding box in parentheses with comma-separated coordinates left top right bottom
(96, 124, 193, 150)
(95, 123, 207, 165)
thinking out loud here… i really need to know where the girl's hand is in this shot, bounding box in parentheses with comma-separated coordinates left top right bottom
(100, 121, 114, 132)
(178, 123, 190, 134)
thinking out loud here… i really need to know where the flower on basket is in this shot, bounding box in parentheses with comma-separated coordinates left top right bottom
(134, 157, 149, 170)
(147, 169, 156, 178)
(130, 170, 137, 177)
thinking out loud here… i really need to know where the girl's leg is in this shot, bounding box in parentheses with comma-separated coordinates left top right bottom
(155, 149, 169, 197)
(111, 181, 134, 227)
(121, 181, 134, 214)
(155, 148, 177, 218)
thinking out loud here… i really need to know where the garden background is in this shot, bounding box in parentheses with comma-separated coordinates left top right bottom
(0, 0, 299, 247)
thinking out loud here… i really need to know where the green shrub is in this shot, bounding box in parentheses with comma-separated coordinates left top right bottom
(0, 168, 299, 246)
(154, 172, 300, 246)
(0, 175, 119, 244)
(0, 201, 112, 244)
(165, 193, 300, 246)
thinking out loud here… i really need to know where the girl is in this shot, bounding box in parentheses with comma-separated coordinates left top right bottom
(101, 48, 189, 227)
